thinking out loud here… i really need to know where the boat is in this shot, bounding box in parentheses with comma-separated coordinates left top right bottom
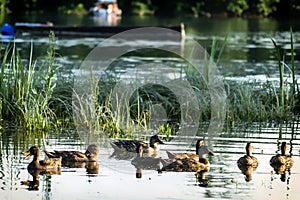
(89, 0, 122, 17)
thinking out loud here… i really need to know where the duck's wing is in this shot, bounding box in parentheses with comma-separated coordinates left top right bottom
(161, 158, 206, 172)
(40, 157, 62, 169)
(238, 155, 258, 169)
(270, 154, 285, 166)
(284, 156, 294, 168)
(50, 150, 87, 161)
(166, 151, 198, 161)
(111, 140, 148, 152)
(44, 150, 58, 158)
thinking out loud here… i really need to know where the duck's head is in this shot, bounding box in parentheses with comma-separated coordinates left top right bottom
(150, 134, 164, 147)
(281, 142, 287, 155)
(23, 146, 40, 159)
(195, 139, 204, 153)
(198, 146, 214, 158)
(85, 144, 100, 156)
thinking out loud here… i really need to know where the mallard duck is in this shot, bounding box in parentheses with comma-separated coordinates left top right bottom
(23, 146, 62, 171)
(237, 143, 259, 168)
(110, 134, 164, 154)
(270, 142, 294, 169)
(44, 144, 99, 162)
(131, 144, 162, 170)
(166, 139, 213, 162)
(161, 145, 214, 172)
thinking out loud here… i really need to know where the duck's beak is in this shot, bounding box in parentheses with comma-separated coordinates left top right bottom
(158, 139, 165, 144)
(22, 151, 32, 159)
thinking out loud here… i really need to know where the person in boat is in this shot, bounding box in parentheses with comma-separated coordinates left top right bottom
(90, 0, 122, 17)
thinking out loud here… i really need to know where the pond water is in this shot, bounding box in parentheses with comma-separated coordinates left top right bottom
(1, 123, 300, 200)
(1, 14, 300, 199)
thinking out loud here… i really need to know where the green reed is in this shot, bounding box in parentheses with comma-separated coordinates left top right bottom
(0, 32, 59, 131)
(271, 28, 297, 118)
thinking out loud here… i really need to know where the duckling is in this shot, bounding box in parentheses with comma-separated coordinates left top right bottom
(131, 144, 162, 170)
(270, 142, 294, 169)
(44, 144, 99, 162)
(110, 134, 164, 154)
(166, 139, 211, 162)
(237, 143, 259, 168)
(161, 145, 214, 172)
(23, 146, 62, 171)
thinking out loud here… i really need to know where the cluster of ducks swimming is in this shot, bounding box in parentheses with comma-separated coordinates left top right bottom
(21, 134, 294, 187)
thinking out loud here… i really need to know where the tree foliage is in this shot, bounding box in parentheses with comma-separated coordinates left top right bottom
(3, 0, 299, 17)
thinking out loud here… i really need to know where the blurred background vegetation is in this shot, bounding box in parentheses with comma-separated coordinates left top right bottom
(1, 0, 299, 18)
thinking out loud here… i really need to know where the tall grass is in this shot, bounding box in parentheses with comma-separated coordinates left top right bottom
(271, 28, 298, 118)
(0, 30, 298, 137)
(0, 32, 58, 131)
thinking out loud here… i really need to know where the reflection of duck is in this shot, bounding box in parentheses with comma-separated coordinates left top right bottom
(270, 142, 294, 168)
(109, 149, 136, 160)
(161, 145, 214, 172)
(237, 143, 259, 168)
(44, 144, 99, 162)
(62, 161, 99, 174)
(239, 165, 256, 182)
(166, 139, 210, 162)
(111, 134, 164, 154)
(23, 146, 62, 170)
(21, 168, 61, 191)
(21, 172, 40, 191)
(197, 171, 209, 187)
(131, 144, 162, 171)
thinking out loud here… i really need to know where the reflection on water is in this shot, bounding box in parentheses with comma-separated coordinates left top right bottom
(4, 16, 299, 81)
(0, 122, 300, 199)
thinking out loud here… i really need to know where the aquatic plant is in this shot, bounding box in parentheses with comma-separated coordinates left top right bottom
(0, 32, 59, 131)
(271, 28, 298, 118)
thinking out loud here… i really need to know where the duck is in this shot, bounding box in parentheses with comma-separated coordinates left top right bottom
(270, 142, 294, 170)
(161, 145, 214, 172)
(110, 134, 164, 154)
(131, 144, 162, 170)
(44, 144, 99, 162)
(23, 146, 62, 171)
(166, 139, 212, 162)
(237, 143, 259, 168)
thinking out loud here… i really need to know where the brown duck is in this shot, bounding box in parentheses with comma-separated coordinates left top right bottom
(23, 146, 62, 171)
(270, 142, 294, 172)
(237, 143, 259, 168)
(44, 144, 99, 162)
(161, 145, 214, 172)
(110, 134, 164, 154)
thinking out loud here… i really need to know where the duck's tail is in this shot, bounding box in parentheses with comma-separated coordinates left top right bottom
(44, 150, 56, 158)
(166, 151, 176, 159)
